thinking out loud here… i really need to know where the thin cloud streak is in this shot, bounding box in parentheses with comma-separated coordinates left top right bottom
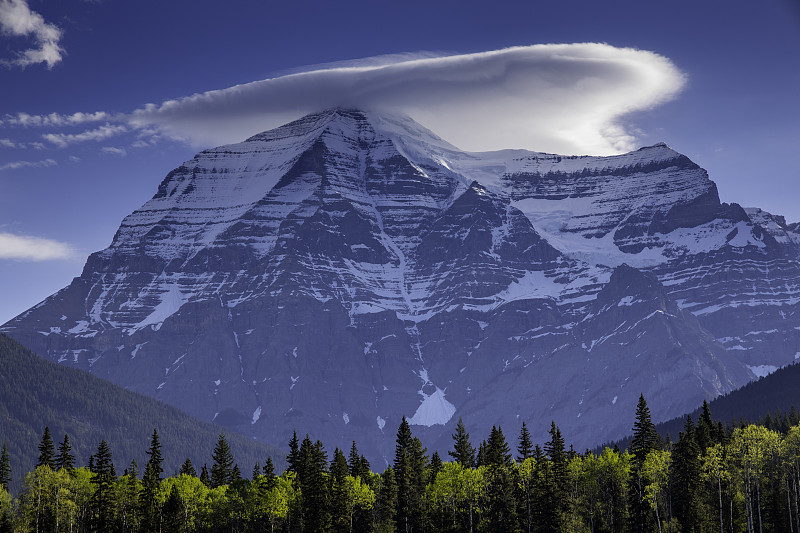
(0, 0, 64, 69)
(130, 43, 687, 155)
(0, 111, 111, 128)
(0, 158, 56, 171)
(0, 232, 75, 261)
(42, 124, 127, 148)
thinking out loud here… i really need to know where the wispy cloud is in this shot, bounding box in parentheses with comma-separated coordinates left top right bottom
(0, 111, 111, 128)
(0, 137, 25, 148)
(0, 232, 75, 260)
(0, 158, 56, 171)
(42, 124, 127, 148)
(100, 146, 126, 156)
(0, 0, 64, 69)
(130, 43, 687, 155)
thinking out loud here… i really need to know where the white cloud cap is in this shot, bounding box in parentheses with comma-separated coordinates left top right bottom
(0, 232, 75, 261)
(0, 0, 64, 69)
(131, 43, 687, 155)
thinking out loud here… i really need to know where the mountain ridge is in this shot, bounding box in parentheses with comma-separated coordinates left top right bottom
(3, 108, 798, 464)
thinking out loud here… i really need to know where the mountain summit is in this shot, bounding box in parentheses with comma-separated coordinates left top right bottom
(4, 109, 799, 461)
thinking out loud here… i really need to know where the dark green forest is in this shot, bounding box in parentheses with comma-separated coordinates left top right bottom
(2, 396, 800, 533)
(0, 334, 285, 493)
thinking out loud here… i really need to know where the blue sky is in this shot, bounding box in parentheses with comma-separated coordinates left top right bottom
(1, 0, 799, 323)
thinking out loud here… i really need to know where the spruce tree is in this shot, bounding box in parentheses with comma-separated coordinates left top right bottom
(263, 457, 275, 481)
(430, 451, 443, 481)
(179, 458, 197, 477)
(55, 434, 74, 471)
(348, 441, 361, 478)
(330, 448, 350, 533)
(486, 425, 513, 467)
(673, 416, 702, 531)
(37, 426, 55, 469)
(541, 421, 568, 532)
(287, 430, 300, 474)
(629, 394, 658, 533)
(394, 416, 416, 533)
(0, 443, 10, 491)
(252, 462, 261, 481)
(140, 428, 164, 532)
(449, 417, 476, 468)
(630, 394, 659, 463)
(90, 440, 116, 532)
(518, 421, 534, 461)
(211, 433, 235, 487)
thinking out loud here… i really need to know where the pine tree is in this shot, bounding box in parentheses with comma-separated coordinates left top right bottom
(348, 441, 362, 478)
(696, 400, 715, 451)
(517, 421, 534, 461)
(287, 430, 300, 474)
(263, 457, 275, 480)
(180, 458, 197, 477)
(90, 440, 116, 532)
(541, 421, 568, 533)
(673, 416, 702, 531)
(485, 425, 512, 467)
(449, 417, 477, 468)
(629, 394, 659, 533)
(37, 426, 55, 469)
(0, 443, 10, 491)
(252, 461, 261, 481)
(630, 394, 659, 464)
(330, 448, 350, 533)
(55, 434, 74, 471)
(430, 451, 443, 481)
(140, 428, 164, 532)
(200, 464, 210, 487)
(211, 433, 235, 487)
(231, 463, 242, 481)
(162, 484, 183, 533)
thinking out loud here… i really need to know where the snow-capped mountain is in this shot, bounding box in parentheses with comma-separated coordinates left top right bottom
(4, 109, 798, 462)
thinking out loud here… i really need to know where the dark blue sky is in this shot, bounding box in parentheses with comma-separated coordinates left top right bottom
(1, 0, 799, 322)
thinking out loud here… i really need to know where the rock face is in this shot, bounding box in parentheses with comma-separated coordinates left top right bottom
(4, 109, 799, 462)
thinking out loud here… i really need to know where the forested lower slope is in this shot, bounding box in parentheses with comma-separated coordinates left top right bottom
(0, 334, 285, 491)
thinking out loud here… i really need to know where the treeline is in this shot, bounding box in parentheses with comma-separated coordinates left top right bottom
(3, 396, 800, 532)
(0, 333, 285, 490)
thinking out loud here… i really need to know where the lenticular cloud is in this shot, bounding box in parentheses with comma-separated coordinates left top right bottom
(130, 43, 687, 155)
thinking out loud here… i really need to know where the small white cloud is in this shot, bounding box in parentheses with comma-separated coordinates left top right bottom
(0, 137, 24, 148)
(0, 232, 75, 260)
(130, 43, 687, 155)
(1, 111, 110, 128)
(42, 123, 127, 148)
(129, 139, 150, 149)
(100, 146, 126, 156)
(0, 158, 56, 171)
(68, 155, 80, 162)
(0, 0, 64, 69)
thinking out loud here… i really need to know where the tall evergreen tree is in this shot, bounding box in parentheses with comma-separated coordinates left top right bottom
(0, 444, 9, 491)
(630, 394, 659, 463)
(395, 416, 428, 532)
(348, 441, 364, 479)
(449, 417, 476, 468)
(673, 416, 703, 531)
(211, 433, 235, 488)
(430, 451, 443, 481)
(37, 426, 55, 469)
(629, 394, 659, 533)
(54, 434, 74, 471)
(90, 440, 116, 532)
(298, 438, 330, 532)
(541, 421, 568, 533)
(287, 430, 300, 474)
(140, 428, 164, 532)
(517, 421, 534, 461)
(485, 426, 513, 467)
(330, 448, 350, 533)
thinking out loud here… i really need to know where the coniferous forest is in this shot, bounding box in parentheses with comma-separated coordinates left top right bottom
(2, 396, 800, 532)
